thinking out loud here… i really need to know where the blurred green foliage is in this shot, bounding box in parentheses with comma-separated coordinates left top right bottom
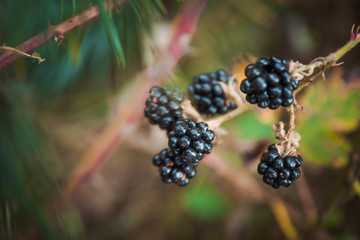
(223, 111, 274, 141)
(325, 209, 345, 230)
(182, 184, 231, 221)
(0, 0, 164, 238)
(0, 82, 61, 239)
(297, 76, 360, 165)
(0, 0, 164, 99)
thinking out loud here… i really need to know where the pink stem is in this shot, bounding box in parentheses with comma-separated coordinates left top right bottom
(0, 0, 127, 71)
(62, 0, 209, 199)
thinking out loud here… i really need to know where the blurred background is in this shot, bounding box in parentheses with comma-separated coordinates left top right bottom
(0, 0, 360, 239)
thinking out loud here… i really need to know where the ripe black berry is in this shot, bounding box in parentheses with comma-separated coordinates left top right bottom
(240, 57, 299, 109)
(152, 148, 197, 186)
(167, 118, 215, 165)
(145, 86, 185, 130)
(258, 144, 303, 188)
(189, 69, 237, 115)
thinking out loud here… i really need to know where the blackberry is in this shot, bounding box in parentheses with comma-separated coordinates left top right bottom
(167, 118, 215, 165)
(144, 86, 185, 130)
(152, 148, 197, 186)
(240, 56, 299, 109)
(257, 144, 303, 188)
(188, 69, 237, 115)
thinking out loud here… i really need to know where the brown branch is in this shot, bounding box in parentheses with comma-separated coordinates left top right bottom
(0, 0, 128, 71)
(61, 0, 209, 200)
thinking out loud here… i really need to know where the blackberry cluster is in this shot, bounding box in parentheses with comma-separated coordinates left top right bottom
(240, 56, 299, 109)
(188, 69, 237, 115)
(167, 118, 215, 165)
(150, 117, 214, 187)
(153, 148, 197, 186)
(257, 144, 303, 188)
(144, 86, 185, 130)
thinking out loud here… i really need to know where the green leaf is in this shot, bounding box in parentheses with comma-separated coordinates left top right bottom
(96, 0, 125, 66)
(223, 111, 274, 141)
(297, 75, 360, 165)
(107, 0, 112, 18)
(297, 116, 351, 165)
(300, 80, 360, 133)
(112, 0, 120, 13)
(182, 186, 231, 221)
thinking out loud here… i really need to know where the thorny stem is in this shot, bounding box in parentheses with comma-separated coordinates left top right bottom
(0, 0, 128, 71)
(293, 32, 360, 93)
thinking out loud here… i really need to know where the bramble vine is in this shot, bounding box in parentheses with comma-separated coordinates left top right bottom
(145, 25, 360, 188)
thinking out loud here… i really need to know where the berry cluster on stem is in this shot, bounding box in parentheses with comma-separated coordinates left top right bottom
(145, 28, 360, 188)
(145, 86, 215, 186)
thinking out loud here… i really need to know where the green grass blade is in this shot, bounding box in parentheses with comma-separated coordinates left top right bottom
(72, 0, 76, 16)
(152, 0, 167, 14)
(112, 0, 120, 13)
(129, 0, 142, 20)
(107, 0, 112, 18)
(60, 0, 64, 20)
(96, 0, 125, 66)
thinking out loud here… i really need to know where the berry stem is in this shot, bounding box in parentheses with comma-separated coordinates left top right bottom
(218, 74, 244, 105)
(207, 103, 254, 129)
(206, 75, 254, 129)
(293, 28, 360, 93)
(181, 99, 204, 122)
(284, 104, 296, 156)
